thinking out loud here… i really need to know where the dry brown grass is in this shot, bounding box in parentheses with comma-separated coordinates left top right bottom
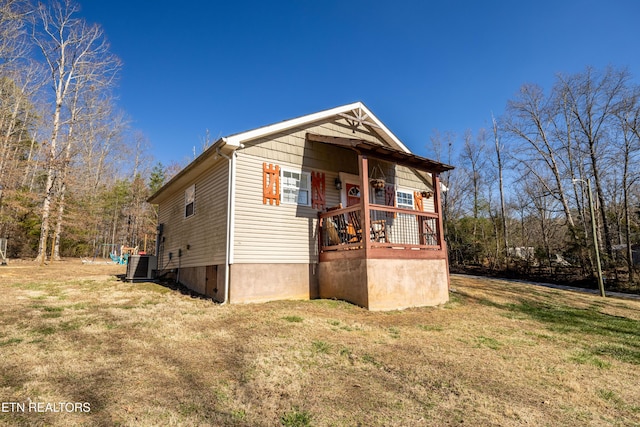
(0, 259, 639, 426)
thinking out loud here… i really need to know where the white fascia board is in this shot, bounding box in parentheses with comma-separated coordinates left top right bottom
(224, 101, 413, 154)
(224, 102, 362, 147)
(356, 104, 411, 154)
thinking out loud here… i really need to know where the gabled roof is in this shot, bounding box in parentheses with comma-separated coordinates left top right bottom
(221, 101, 410, 152)
(148, 102, 452, 204)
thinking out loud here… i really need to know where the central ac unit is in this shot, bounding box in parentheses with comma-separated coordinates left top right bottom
(126, 255, 157, 281)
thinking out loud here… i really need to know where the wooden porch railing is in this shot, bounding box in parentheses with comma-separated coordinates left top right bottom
(318, 204, 446, 261)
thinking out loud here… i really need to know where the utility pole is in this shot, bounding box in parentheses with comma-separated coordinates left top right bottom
(573, 178, 605, 297)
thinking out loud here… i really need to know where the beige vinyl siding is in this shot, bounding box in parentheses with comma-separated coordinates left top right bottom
(157, 159, 228, 270)
(231, 116, 437, 264)
(369, 159, 435, 213)
(395, 165, 436, 213)
(233, 153, 342, 264)
(241, 118, 378, 168)
(232, 118, 359, 265)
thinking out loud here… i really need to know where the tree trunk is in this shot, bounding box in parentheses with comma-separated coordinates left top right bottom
(493, 115, 509, 267)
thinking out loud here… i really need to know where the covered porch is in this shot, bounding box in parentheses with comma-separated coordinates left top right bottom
(308, 133, 454, 310)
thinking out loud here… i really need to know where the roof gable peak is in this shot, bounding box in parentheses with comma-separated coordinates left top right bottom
(223, 102, 410, 154)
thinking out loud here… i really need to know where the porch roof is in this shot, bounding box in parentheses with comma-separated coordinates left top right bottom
(305, 133, 455, 173)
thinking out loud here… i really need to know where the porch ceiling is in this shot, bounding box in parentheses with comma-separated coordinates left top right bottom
(305, 133, 454, 173)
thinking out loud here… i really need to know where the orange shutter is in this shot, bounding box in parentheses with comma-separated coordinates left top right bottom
(263, 163, 280, 205)
(414, 191, 424, 211)
(311, 171, 326, 210)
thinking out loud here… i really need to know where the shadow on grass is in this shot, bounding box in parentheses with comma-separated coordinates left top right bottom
(117, 273, 215, 302)
(507, 300, 640, 364)
(454, 287, 640, 365)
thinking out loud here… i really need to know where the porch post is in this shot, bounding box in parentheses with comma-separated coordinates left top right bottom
(433, 172, 451, 290)
(433, 173, 445, 251)
(359, 155, 371, 256)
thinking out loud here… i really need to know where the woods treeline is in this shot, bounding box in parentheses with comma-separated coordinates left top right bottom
(2, 1, 639, 293)
(435, 66, 640, 291)
(0, 0, 172, 261)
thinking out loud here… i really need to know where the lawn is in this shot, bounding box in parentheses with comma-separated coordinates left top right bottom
(0, 260, 639, 426)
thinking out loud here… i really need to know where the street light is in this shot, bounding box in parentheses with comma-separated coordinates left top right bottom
(572, 178, 606, 297)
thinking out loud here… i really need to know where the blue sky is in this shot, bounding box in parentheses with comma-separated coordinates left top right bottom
(79, 1, 640, 168)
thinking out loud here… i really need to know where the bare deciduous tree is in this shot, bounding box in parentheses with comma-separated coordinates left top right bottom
(32, 0, 120, 262)
(504, 83, 578, 245)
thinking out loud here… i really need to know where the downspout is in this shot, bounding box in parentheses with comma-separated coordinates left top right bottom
(217, 143, 237, 304)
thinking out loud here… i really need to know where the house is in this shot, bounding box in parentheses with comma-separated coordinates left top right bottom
(147, 102, 454, 310)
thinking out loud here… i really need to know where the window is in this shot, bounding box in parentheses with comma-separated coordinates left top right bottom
(185, 184, 195, 218)
(281, 168, 311, 206)
(396, 190, 414, 210)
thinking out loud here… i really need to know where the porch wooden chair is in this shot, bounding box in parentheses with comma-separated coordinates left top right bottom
(347, 210, 363, 243)
(325, 218, 342, 246)
(326, 204, 349, 244)
(371, 219, 388, 243)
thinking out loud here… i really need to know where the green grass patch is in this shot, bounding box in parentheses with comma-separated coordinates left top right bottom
(505, 299, 640, 366)
(311, 299, 357, 310)
(476, 335, 501, 350)
(41, 312, 62, 319)
(506, 300, 639, 339)
(131, 282, 172, 294)
(33, 326, 56, 335)
(418, 324, 443, 332)
(283, 315, 303, 323)
(280, 407, 311, 427)
(339, 346, 352, 357)
(388, 327, 400, 339)
(597, 389, 624, 406)
(0, 337, 23, 346)
(591, 344, 640, 365)
(444, 292, 466, 309)
(58, 320, 83, 331)
(311, 340, 331, 354)
(361, 353, 380, 367)
(231, 408, 246, 421)
(570, 350, 611, 369)
(328, 319, 357, 331)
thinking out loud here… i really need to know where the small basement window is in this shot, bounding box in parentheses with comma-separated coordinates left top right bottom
(185, 184, 195, 218)
(281, 168, 311, 206)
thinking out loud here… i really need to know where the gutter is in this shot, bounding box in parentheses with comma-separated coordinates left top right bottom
(217, 139, 238, 304)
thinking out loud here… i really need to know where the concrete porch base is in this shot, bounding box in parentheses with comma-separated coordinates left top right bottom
(318, 257, 449, 310)
(170, 258, 449, 311)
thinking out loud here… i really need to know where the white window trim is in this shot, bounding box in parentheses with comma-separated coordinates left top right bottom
(396, 188, 414, 210)
(280, 167, 311, 207)
(185, 184, 195, 218)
